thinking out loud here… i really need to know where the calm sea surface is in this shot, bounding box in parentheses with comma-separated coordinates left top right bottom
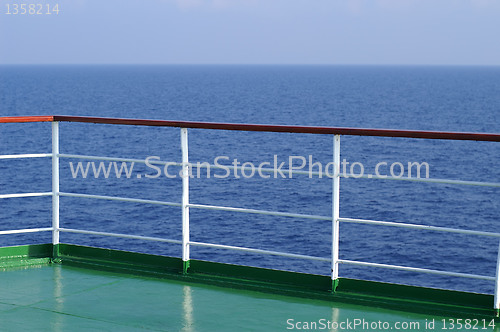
(1, 65, 499, 293)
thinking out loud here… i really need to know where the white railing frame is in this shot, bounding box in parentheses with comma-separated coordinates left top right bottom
(495, 241, 500, 311)
(332, 135, 340, 289)
(0, 153, 52, 159)
(1, 122, 499, 311)
(181, 128, 190, 273)
(52, 122, 60, 246)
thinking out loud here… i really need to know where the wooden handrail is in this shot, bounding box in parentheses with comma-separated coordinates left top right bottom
(0, 116, 54, 123)
(1, 115, 499, 142)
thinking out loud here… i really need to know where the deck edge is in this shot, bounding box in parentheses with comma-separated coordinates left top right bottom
(0, 243, 496, 318)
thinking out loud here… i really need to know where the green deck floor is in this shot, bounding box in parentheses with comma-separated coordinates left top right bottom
(0, 263, 496, 331)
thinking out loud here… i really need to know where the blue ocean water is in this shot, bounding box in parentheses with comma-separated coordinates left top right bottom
(1, 65, 499, 294)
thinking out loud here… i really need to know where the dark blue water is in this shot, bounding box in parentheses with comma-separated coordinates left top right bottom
(1, 65, 499, 294)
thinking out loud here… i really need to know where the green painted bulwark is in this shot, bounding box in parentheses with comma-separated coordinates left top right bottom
(335, 278, 494, 318)
(189, 258, 331, 292)
(0, 243, 52, 268)
(1, 243, 497, 318)
(55, 243, 183, 276)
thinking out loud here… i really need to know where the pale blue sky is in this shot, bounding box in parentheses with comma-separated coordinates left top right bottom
(1, 0, 499, 65)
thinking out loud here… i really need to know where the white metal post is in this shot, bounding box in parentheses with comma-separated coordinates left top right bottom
(332, 134, 341, 291)
(52, 122, 60, 247)
(181, 128, 190, 274)
(494, 240, 500, 314)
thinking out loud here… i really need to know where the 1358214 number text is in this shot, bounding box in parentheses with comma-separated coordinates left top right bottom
(5, 4, 60, 15)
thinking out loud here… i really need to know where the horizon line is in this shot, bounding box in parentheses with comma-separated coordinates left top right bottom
(1, 63, 500, 67)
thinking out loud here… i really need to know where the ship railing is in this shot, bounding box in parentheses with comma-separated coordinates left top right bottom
(1, 115, 500, 311)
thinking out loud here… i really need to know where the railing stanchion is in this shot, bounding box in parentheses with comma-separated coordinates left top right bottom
(181, 128, 190, 274)
(332, 134, 341, 292)
(51, 122, 60, 256)
(494, 240, 500, 315)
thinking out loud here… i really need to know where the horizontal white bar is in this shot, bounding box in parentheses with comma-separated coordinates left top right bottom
(0, 153, 52, 159)
(58, 228, 182, 244)
(0, 227, 53, 235)
(188, 203, 331, 221)
(57, 156, 500, 187)
(58, 154, 182, 167)
(193, 164, 500, 187)
(0, 192, 52, 199)
(59, 158, 317, 176)
(189, 241, 331, 262)
(352, 174, 500, 187)
(339, 259, 495, 281)
(192, 163, 322, 177)
(339, 217, 500, 238)
(59, 192, 182, 207)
